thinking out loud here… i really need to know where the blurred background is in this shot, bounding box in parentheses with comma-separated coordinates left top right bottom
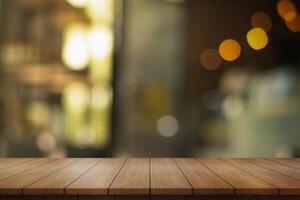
(0, 0, 300, 158)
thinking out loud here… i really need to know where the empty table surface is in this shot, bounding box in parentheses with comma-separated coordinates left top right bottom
(0, 158, 300, 198)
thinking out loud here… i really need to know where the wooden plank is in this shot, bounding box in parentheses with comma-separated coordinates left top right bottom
(0, 158, 13, 163)
(249, 159, 300, 181)
(24, 158, 101, 195)
(0, 158, 33, 170)
(0, 158, 52, 182)
(151, 158, 192, 195)
(197, 158, 277, 195)
(225, 158, 300, 195)
(66, 158, 126, 195)
(0, 158, 79, 195)
(268, 158, 300, 170)
(175, 158, 233, 195)
(109, 158, 149, 195)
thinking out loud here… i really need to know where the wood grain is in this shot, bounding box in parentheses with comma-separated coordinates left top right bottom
(109, 158, 149, 195)
(197, 158, 277, 195)
(225, 158, 300, 195)
(24, 158, 101, 195)
(66, 158, 126, 195)
(0, 158, 78, 195)
(248, 159, 300, 181)
(1, 158, 300, 198)
(268, 158, 300, 170)
(175, 158, 233, 195)
(0, 158, 52, 182)
(151, 158, 193, 195)
(0, 158, 34, 171)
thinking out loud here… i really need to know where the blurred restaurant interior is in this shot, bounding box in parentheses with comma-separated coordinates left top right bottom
(0, 0, 300, 158)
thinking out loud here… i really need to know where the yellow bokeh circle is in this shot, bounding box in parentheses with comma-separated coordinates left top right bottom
(218, 39, 241, 61)
(246, 28, 268, 50)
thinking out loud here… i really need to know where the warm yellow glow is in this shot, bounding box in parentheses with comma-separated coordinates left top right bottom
(89, 26, 113, 60)
(85, 0, 113, 22)
(88, 26, 113, 82)
(64, 82, 89, 113)
(277, 0, 297, 21)
(27, 101, 50, 126)
(200, 49, 222, 70)
(246, 28, 268, 50)
(218, 39, 241, 61)
(66, 0, 89, 8)
(286, 14, 300, 32)
(251, 12, 272, 32)
(91, 85, 112, 110)
(75, 126, 96, 146)
(62, 23, 89, 71)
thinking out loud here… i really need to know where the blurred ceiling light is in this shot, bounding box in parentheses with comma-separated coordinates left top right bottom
(89, 26, 113, 60)
(251, 11, 272, 32)
(218, 39, 241, 61)
(200, 49, 222, 70)
(286, 14, 300, 32)
(91, 85, 112, 110)
(64, 82, 89, 113)
(246, 28, 268, 50)
(62, 23, 90, 71)
(277, 0, 297, 21)
(66, 0, 89, 8)
(37, 132, 56, 153)
(156, 115, 179, 138)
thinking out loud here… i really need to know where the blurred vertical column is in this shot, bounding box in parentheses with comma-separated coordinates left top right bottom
(114, 0, 187, 156)
(63, 0, 115, 156)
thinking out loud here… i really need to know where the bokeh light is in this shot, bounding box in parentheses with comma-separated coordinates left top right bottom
(75, 126, 96, 146)
(286, 14, 300, 32)
(85, 0, 113, 22)
(222, 95, 244, 119)
(277, 0, 297, 21)
(63, 82, 90, 113)
(66, 0, 88, 8)
(200, 49, 222, 70)
(62, 23, 89, 71)
(89, 26, 113, 60)
(251, 12, 272, 32)
(218, 39, 241, 61)
(37, 132, 56, 153)
(26, 101, 50, 127)
(91, 85, 112, 110)
(156, 115, 179, 138)
(246, 28, 268, 50)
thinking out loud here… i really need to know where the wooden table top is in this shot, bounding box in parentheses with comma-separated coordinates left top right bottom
(0, 158, 300, 196)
